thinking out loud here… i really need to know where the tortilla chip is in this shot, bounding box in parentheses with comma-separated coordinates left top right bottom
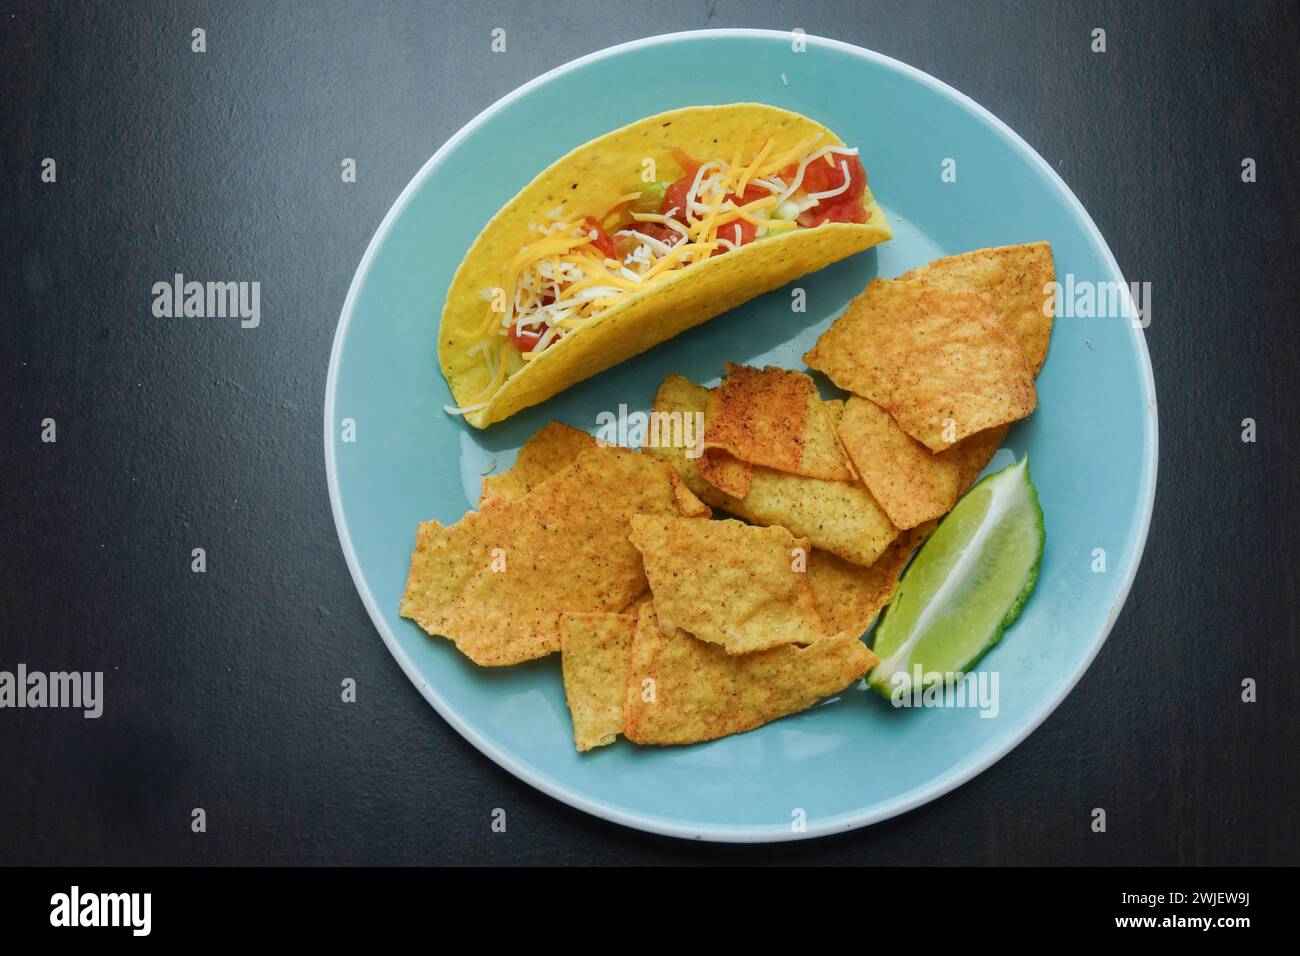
(628, 516, 824, 654)
(559, 612, 635, 751)
(901, 242, 1055, 374)
(478, 422, 597, 505)
(806, 521, 935, 636)
(835, 397, 963, 529)
(950, 424, 1009, 492)
(699, 448, 753, 498)
(803, 277, 1037, 451)
(622, 602, 875, 745)
(703, 364, 854, 481)
(870, 242, 1053, 479)
(647, 375, 898, 566)
(400, 446, 706, 666)
(821, 397, 859, 480)
(740, 471, 899, 567)
(668, 469, 713, 518)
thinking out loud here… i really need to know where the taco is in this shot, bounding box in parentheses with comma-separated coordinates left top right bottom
(439, 103, 893, 428)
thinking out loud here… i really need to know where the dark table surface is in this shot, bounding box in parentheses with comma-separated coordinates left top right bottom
(2, 0, 1297, 866)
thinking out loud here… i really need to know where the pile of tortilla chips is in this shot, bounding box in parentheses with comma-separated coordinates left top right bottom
(401, 442, 707, 667)
(402, 242, 1054, 752)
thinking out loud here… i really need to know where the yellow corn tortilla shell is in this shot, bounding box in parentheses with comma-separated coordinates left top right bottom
(400, 446, 706, 666)
(835, 396, 963, 529)
(622, 602, 875, 746)
(478, 421, 597, 505)
(647, 374, 898, 566)
(703, 364, 854, 481)
(559, 611, 635, 751)
(806, 522, 935, 637)
(803, 277, 1037, 451)
(440, 104, 893, 428)
(901, 241, 1055, 374)
(628, 515, 824, 655)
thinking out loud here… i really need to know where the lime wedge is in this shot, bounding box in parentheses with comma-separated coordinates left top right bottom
(867, 456, 1044, 697)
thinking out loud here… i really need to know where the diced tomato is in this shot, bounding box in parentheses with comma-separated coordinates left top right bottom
(638, 221, 684, 246)
(784, 154, 867, 202)
(800, 156, 840, 195)
(804, 199, 869, 227)
(710, 186, 768, 251)
(508, 323, 546, 353)
(711, 218, 757, 254)
(663, 167, 771, 226)
(804, 154, 867, 201)
(730, 183, 770, 206)
(580, 216, 617, 258)
(661, 174, 695, 220)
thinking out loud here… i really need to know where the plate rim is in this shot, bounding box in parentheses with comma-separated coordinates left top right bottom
(323, 28, 1159, 843)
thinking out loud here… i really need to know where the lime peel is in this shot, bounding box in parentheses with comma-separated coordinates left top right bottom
(867, 455, 1044, 697)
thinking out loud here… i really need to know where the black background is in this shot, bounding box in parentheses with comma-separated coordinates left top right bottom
(2, 0, 1297, 865)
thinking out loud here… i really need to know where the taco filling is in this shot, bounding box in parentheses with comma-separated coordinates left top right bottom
(450, 137, 873, 415)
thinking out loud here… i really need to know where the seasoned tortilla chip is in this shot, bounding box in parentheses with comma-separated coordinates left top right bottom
(803, 277, 1037, 451)
(400, 446, 705, 666)
(835, 397, 963, 529)
(950, 424, 1009, 492)
(622, 602, 875, 745)
(806, 521, 935, 636)
(478, 421, 597, 505)
(848, 244, 1052, 493)
(647, 375, 899, 566)
(478, 420, 712, 514)
(668, 469, 713, 518)
(699, 448, 753, 498)
(822, 398, 847, 423)
(821, 397, 859, 480)
(560, 612, 635, 751)
(628, 516, 823, 655)
(703, 364, 854, 481)
(739, 471, 899, 566)
(901, 242, 1055, 374)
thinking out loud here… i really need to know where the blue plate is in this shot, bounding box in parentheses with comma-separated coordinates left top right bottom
(325, 30, 1156, 842)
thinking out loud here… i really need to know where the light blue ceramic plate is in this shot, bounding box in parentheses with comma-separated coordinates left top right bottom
(325, 30, 1156, 842)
